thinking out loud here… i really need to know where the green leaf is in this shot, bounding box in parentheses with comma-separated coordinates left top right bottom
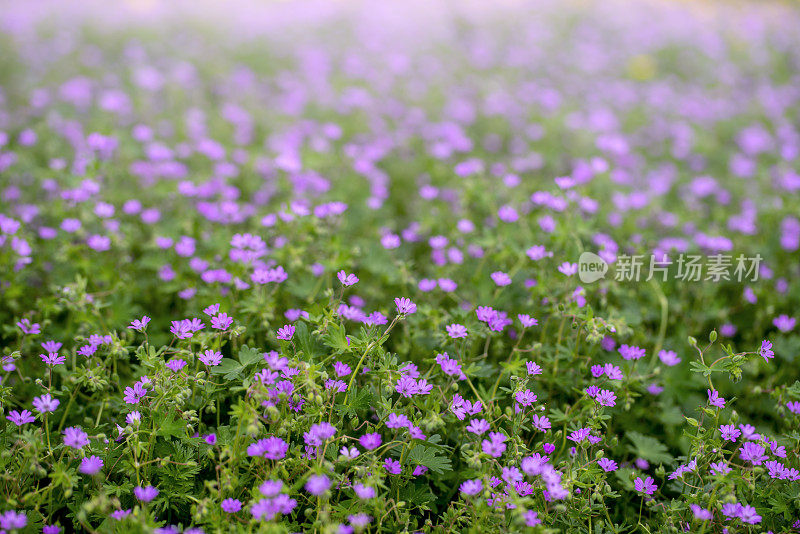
(156, 416, 186, 439)
(323, 323, 350, 352)
(294, 322, 321, 358)
(238, 345, 262, 366)
(211, 358, 244, 380)
(626, 431, 673, 465)
(407, 445, 453, 474)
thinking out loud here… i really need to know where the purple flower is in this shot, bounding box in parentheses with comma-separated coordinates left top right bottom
(305, 474, 331, 495)
(481, 432, 507, 458)
(16, 318, 40, 335)
(384, 458, 402, 474)
(221, 498, 242, 513)
(166, 359, 187, 373)
(619, 344, 645, 360)
(32, 394, 60, 413)
(598, 458, 618, 472)
(773, 314, 796, 332)
(353, 484, 375, 499)
(532, 414, 551, 432)
(394, 297, 417, 315)
(490, 271, 512, 286)
(459, 479, 483, 495)
(759, 339, 774, 361)
(466, 418, 490, 435)
(739, 442, 768, 465)
(0, 510, 27, 530)
(634, 476, 657, 495)
(690, 504, 712, 521)
(440, 321, 468, 339)
(520, 510, 540, 526)
(337, 270, 359, 286)
(595, 389, 617, 407)
(719, 424, 741, 442)
(710, 461, 731, 475)
(128, 316, 151, 332)
(658, 350, 681, 366)
(518, 314, 538, 327)
(111, 510, 131, 520)
(276, 324, 295, 341)
(248, 437, 289, 459)
(211, 313, 233, 330)
(557, 262, 578, 276)
(359, 433, 382, 450)
(63, 426, 89, 449)
(134, 485, 159, 503)
(199, 350, 223, 366)
(80, 455, 104, 475)
(41, 352, 66, 366)
(526, 361, 542, 376)
(333, 361, 351, 376)
(707, 389, 726, 408)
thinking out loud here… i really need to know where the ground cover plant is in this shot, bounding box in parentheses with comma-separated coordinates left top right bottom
(1, 0, 800, 532)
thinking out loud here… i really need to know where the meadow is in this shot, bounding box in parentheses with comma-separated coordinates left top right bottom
(1, 0, 799, 532)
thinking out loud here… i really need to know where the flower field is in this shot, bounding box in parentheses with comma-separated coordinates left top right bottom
(1, 0, 800, 532)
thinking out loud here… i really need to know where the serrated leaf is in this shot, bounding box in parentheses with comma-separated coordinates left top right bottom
(156, 416, 186, 439)
(238, 345, 262, 366)
(210, 358, 243, 380)
(626, 431, 673, 465)
(407, 445, 452, 474)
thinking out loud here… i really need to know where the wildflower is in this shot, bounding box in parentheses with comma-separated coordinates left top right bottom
(518, 314, 538, 327)
(305, 475, 331, 495)
(786, 401, 800, 415)
(170, 320, 193, 339)
(532, 414, 551, 432)
(211, 313, 233, 330)
(466, 419, 490, 435)
(0, 511, 27, 530)
(490, 271, 512, 286)
(482, 432, 508, 457)
(337, 270, 359, 286)
(619, 344, 645, 360)
(526, 361, 542, 376)
(16, 318, 41, 334)
(634, 476, 657, 495)
(394, 297, 417, 314)
(524, 510, 541, 526)
(80, 456, 104, 475)
(248, 437, 288, 459)
(690, 504, 712, 520)
(7, 409, 36, 427)
(221, 498, 242, 513)
(591, 365, 605, 377)
(353, 484, 375, 499)
(604, 363, 623, 379)
(710, 461, 732, 475)
(276, 324, 295, 341)
(110, 510, 131, 520)
(759, 339, 774, 361)
(719, 424, 741, 442)
(199, 350, 223, 366)
(658, 350, 681, 366)
(773, 314, 796, 332)
(134, 485, 159, 503)
(359, 433, 382, 450)
(384, 458, 402, 474)
(595, 389, 617, 407)
(598, 458, 618, 472)
(568, 428, 592, 443)
(446, 323, 467, 338)
(557, 262, 578, 276)
(166, 359, 187, 372)
(707, 389, 726, 408)
(41, 353, 66, 366)
(739, 442, 768, 465)
(387, 413, 411, 429)
(459, 479, 483, 495)
(63, 427, 90, 449)
(128, 316, 151, 332)
(33, 393, 60, 413)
